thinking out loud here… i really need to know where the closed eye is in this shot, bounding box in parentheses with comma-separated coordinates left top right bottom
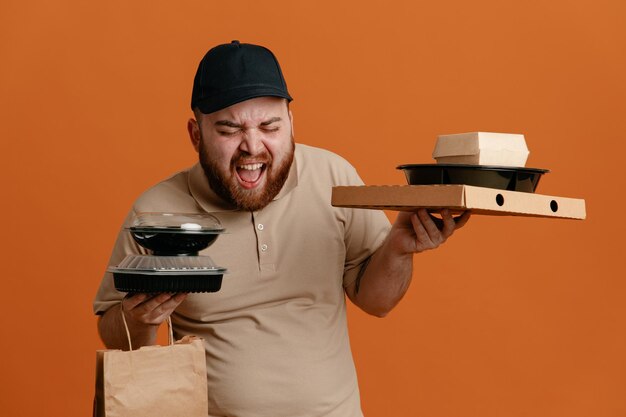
(217, 130, 240, 136)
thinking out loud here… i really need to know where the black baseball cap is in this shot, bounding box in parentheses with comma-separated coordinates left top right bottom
(191, 40, 293, 114)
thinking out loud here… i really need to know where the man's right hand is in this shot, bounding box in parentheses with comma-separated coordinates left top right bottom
(98, 293, 188, 350)
(122, 293, 188, 326)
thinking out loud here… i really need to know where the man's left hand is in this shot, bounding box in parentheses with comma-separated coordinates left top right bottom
(389, 208, 471, 255)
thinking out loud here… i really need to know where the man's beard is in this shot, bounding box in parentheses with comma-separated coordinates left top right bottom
(199, 138, 294, 212)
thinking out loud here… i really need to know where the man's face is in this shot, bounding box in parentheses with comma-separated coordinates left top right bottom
(192, 97, 295, 211)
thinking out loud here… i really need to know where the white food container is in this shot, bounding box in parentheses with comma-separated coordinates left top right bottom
(432, 132, 530, 167)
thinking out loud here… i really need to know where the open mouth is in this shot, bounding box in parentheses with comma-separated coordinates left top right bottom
(235, 162, 267, 189)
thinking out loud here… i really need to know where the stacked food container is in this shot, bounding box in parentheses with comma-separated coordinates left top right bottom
(108, 213, 227, 293)
(398, 132, 548, 193)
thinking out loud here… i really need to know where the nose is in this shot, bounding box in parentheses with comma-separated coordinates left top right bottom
(239, 129, 264, 156)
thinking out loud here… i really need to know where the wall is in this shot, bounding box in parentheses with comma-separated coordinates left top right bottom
(1, 1, 624, 416)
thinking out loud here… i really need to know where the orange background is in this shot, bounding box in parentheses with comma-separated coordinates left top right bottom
(1, 1, 625, 416)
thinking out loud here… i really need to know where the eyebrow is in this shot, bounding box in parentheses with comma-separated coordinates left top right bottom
(214, 117, 282, 128)
(260, 117, 282, 126)
(215, 120, 242, 128)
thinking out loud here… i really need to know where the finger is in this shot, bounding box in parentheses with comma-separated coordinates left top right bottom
(411, 211, 435, 249)
(428, 210, 471, 230)
(172, 293, 189, 303)
(133, 293, 175, 314)
(146, 293, 187, 324)
(158, 293, 188, 312)
(396, 211, 413, 226)
(122, 293, 149, 310)
(418, 209, 444, 244)
(426, 213, 444, 230)
(454, 211, 472, 230)
(440, 209, 456, 238)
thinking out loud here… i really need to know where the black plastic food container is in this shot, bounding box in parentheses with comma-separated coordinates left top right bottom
(109, 254, 227, 293)
(129, 228, 221, 256)
(397, 164, 549, 193)
(110, 213, 228, 293)
(112, 272, 224, 293)
(127, 213, 225, 256)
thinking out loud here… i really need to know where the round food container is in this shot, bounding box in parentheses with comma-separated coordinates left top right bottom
(396, 164, 549, 193)
(109, 254, 227, 293)
(127, 212, 226, 255)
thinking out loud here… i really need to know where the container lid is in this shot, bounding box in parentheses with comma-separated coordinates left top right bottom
(109, 254, 227, 275)
(126, 212, 225, 234)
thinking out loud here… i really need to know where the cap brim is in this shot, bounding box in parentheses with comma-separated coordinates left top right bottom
(194, 86, 293, 114)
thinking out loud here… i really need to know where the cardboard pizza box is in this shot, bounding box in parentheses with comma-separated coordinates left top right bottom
(331, 185, 586, 219)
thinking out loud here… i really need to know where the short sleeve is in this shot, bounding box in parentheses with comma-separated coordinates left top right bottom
(92, 210, 147, 315)
(338, 167, 391, 287)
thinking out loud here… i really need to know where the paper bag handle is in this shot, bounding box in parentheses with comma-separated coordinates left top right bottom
(120, 303, 174, 351)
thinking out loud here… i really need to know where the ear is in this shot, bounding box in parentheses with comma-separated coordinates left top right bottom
(187, 118, 201, 153)
(288, 109, 295, 138)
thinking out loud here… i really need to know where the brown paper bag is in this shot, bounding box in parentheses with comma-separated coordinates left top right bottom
(94, 311, 208, 417)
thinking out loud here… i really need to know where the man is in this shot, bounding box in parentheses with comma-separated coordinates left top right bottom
(94, 40, 470, 416)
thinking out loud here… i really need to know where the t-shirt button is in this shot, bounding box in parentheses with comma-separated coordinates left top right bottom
(261, 244, 268, 252)
(257, 224, 264, 231)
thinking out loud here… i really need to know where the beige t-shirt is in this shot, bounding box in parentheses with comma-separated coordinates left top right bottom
(94, 144, 391, 417)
